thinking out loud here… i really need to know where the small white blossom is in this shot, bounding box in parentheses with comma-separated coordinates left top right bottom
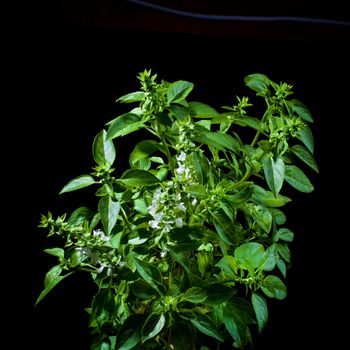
(163, 222, 172, 233)
(75, 247, 92, 258)
(116, 255, 127, 267)
(97, 262, 112, 275)
(153, 212, 164, 221)
(176, 152, 186, 162)
(175, 217, 184, 227)
(153, 189, 162, 200)
(149, 220, 160, 229)
(118, 260, 126, 267)
(176, 202, 186, 211)
(160, 251, 167, 258)
(192, 198, 197, 206)
(93, 229, 110, 241)
(176, 164, 187, 175)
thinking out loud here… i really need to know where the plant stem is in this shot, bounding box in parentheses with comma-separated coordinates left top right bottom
(250, 103, 270, 147)
(157, 121, 175, 173)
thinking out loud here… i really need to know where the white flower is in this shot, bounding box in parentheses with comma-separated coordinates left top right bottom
(175, 217, 184, 227)
(176, 164, 187, 175)
(153, 189, 162, 200)
(192, 198, 197, 206)
(97, 262, 112, 275)
(93, 229, 110, 241)
(147, 205, 157, 217)
(153, 212, 164, 221)
(75, 247, 92, 258)
(149, 220, 160, 229)
(163, 222, 172, 233)
(118, 260, 126, 267)
(160, 251, 167, 258)
(176, 202, 186, 211)
(176, 152, 186, 162)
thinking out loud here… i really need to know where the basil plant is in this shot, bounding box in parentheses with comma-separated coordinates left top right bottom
(37, 70, 317, 349)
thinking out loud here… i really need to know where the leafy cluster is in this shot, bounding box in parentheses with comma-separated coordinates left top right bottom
(37, 70, 317, 349)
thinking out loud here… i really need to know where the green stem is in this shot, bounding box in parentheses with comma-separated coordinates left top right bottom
(78, 267, 98, 273)
(240, 168, 253, 183)
(157, 121, 175, 173)
(120, 206, 130, 226)
(250, 103, 270, 147)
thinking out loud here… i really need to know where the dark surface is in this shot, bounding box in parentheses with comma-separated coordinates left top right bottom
(11, 1, 350, 349)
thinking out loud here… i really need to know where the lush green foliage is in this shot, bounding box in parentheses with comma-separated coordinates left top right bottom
(37, 70, 317, 349)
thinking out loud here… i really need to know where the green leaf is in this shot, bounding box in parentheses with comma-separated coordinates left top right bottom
(115, 314, 144, 350)
(274, 228, 294, 242)
(167, 80, 194, 104)
(186, 184, 208, 200)
(169, 246, 190, 273)
(168, 105, 188, 121)
(203, 283, 235, 306)
(188, 101, 219, 117)
(260, 244, 277, 271)
(252, 185, 291, 208)
(234, 242, 265, 269)
(116, 91, 146, 103)
(182, 287, 207, 304)
(91, 340, 111, 350)
(128, 236, 148, 245)
(68, 206, 94, 225)
(252, 293, 268, 333)
(90, 212, 100, 230)
(60, 175, 96, 194)
(119, 169, 160, 187)
(129, 140, 159, 168)
(244, 73, 271, 95)
(290, 99, 314, 122)
(93, 130, 116, 167)
(133, 258, 164, 296)
(106, 113, 143, 140)
(171, 321, 194, 350)
(35, 272, 74, 306)
(98, 197, 120, 235)
(290, 144, 319, 173)
(194, 126, 240, 152)
(276, 243, 291, 263)
(142, 314, 166, 342)
(285, 165, 314, 192)
(90, 288, 116, 325)
(270, 208, 286, 225)
(190, 314, 224, 342)
(223, 184, 254, 208)
(247, 204, 273, 233)
(223, 302, 248, 347)
(131, 280, 157, 299)
(233, 116, 267, 131)
(212, 210, 236, 245)
(44, 265, 62, 288)
(261, 275, 287, 300)
(215, 255, 238, 275)
(277, 258, 287, 278)
(263, 156, 285, 197)
(44, 248, 65, 258)
(297, 125, 314, 153)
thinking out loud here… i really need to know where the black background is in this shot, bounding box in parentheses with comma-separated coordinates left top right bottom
(10, 1, 350, 349)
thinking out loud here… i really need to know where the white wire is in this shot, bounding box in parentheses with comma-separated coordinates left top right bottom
(126, 0, 350, 27)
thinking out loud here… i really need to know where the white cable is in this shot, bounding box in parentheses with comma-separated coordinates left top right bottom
(127, 0, 350, 27)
